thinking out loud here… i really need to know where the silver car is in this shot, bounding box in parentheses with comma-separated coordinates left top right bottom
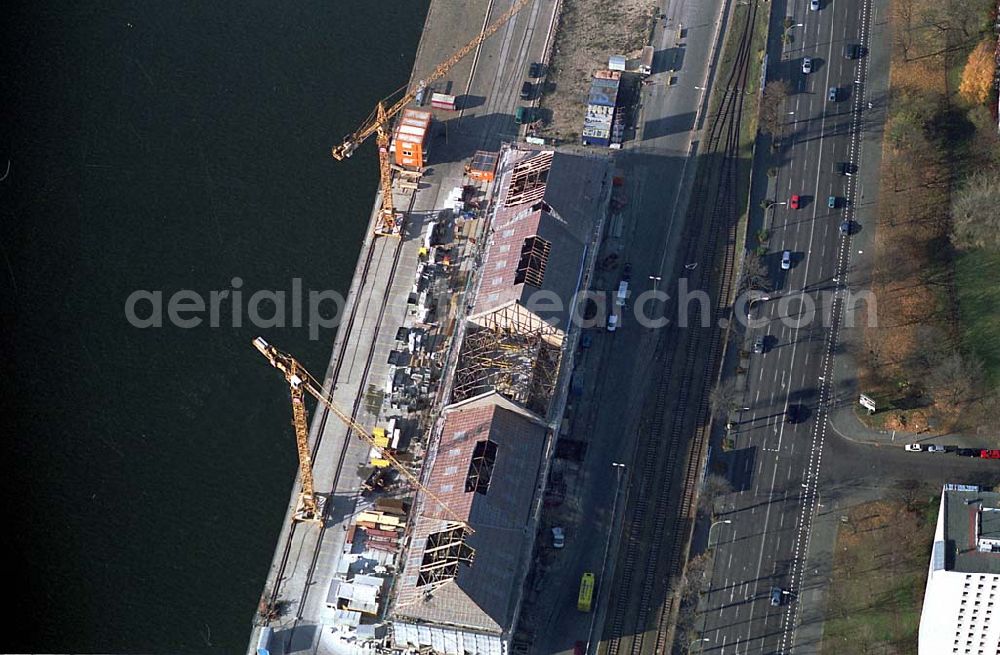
(801, 57, 813, 74)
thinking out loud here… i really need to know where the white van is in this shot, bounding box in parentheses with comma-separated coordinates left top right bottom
(616, 281, 629, 306)
(607, 309, 619, 332)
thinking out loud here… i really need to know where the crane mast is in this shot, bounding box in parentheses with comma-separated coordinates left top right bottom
(330, 0, 534, 236)
(253, 337, 470, 529)
(254, 337, 323, 522)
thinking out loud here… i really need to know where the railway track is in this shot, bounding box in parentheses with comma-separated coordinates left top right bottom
(264, 189, 415, 626)
(603, 2, 758, 654)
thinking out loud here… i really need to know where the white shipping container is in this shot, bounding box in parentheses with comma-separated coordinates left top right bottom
(430, 93, 457, 110)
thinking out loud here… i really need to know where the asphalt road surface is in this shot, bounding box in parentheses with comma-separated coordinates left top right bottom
(521, 0, 732, 652)
(698, 0, 998, 652)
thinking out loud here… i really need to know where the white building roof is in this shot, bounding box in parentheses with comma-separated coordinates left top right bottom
(392, 622, 505, 655)
(918, 485, 1000, 654)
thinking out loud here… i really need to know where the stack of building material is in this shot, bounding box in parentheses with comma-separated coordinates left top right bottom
(356, 510, 406, 531)
(363, 527, 401, 553)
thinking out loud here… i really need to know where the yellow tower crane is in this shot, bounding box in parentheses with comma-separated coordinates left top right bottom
(253, 337, 470, 528)
(330, 0, 534, 236)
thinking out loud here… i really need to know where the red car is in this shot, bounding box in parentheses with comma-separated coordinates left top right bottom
(790, 194, 801, 209)
(981, 449, 1000, 459)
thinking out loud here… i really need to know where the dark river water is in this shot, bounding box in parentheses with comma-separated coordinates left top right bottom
(1, 1, 428, 651)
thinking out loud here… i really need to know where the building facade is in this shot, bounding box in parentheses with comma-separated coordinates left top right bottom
(918, 484, 1000, 655)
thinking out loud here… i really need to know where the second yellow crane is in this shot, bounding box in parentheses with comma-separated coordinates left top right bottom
(253, 337, 470, 528)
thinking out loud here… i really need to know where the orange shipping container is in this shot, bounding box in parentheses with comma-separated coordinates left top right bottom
(467, 150, 498, 182)
(391, 108, 432, 170)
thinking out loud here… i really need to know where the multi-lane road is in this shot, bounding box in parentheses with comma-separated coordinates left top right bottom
(698, 0, 997, 652)
(519, 0, 734, 650)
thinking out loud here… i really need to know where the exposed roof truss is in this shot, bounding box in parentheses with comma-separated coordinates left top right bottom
(417, 523, 476, 588)
(514, 236, 550, 288)
(504, 151, 552, 207)
(465, 440, 498, 494)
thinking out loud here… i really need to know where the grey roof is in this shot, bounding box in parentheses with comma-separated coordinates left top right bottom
(942, 487, 1000, 574)
(391, 392, 548, 636)
(587, 74, 620, 107)
(471, 148, 610, 329)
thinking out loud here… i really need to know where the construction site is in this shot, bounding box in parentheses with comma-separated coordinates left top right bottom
(250, 128, 611, 653)
(245, 0, 739, 652)
(246, 1, 620, 652)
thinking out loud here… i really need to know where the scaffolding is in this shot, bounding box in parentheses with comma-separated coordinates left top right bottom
(453, 303, 563, 416)
(417, 522, 476, 588)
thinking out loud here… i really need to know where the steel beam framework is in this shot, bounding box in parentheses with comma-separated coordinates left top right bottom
(453, 304, 562, 416)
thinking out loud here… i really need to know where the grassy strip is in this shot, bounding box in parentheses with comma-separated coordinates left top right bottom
(956, 250, 1000, 386)
(821, 498, 938, 655)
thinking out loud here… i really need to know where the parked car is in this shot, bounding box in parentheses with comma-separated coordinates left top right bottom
(840, 220, 852, 234)
(904, 443, 923, 452)
(529, 62, 543, 78)
(580, 332, 593, 349)
(770, 586, 784, 606)
(552, 526, 565, 549)
(790, 194, 801, 209)
(520, 81, 533, 100)
(809, 0, 820, 9)
(828, 86, 839, 101)
(927, 445, 946, 453)
(981, 449, 1000, 459)
(958, 448, 979, 457)
(781, 250, 792, 270)
(752, 336, 765, 354)
(515, 106, 533, 124)
(622, 262, 632, 281)
(801, 57, 813, 74)
(827, 195, 837, 209)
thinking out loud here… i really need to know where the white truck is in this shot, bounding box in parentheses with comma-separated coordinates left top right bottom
(616, 281, 629, 307)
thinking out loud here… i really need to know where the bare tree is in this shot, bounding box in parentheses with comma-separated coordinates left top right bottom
(740, 249, 771, 292)
(951, 171, 1000, 249)
(893, 478, 924, 513)
(700, 473, 734, 516)
(709, 379, 740, 417)
(758, 80, 790, 135)
(892, 0, 915, 59)
(928, 352, 983, 406)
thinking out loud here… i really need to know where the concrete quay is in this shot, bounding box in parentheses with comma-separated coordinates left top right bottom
(248, 2, 559, 653)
